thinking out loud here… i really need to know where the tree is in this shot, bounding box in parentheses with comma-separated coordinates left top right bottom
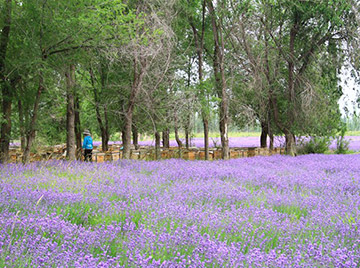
(207, 0, 230, 159)
(65, 64, 76, 160)
(0, 0, 13, 163)
(117, 0, 175, 159)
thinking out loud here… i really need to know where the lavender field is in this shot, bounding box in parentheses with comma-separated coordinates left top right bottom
(1, 155, 360, 267)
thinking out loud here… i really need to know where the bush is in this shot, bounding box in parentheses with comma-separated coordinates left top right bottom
(335, 128, 350, 154)
(297, 136, 331, 154)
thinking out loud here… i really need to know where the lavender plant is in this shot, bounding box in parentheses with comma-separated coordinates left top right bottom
(1, 155, 360, 267)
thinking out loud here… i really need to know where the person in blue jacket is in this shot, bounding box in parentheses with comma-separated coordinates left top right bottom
(82, 129, 93, 162)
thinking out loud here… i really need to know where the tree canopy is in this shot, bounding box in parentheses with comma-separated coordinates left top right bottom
(0, 0, 358, 162)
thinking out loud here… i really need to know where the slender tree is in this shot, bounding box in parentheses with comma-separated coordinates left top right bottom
(0, 0, 13, 163)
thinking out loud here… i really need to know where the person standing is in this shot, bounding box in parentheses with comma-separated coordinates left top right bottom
(82, 129, 93, 162)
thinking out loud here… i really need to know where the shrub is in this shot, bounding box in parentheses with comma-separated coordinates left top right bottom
(335, 128, 350, 154)
(297, 136, 331, 154)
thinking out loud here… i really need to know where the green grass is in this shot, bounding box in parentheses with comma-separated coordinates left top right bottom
(345, 131, 360, 136)
(272, 204, 308, 220)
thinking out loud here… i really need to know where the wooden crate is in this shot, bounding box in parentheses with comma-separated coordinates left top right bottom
(161, 150, 170, 159)
(198, 151, 205, 160)
(97, 153, 105, 163)
(247, 148, 256, 157)
(188, 151, 196, 160)
(130, 151, 140, 160)
(10, 154, 17, 163)
(182, 151, 196, 160)
(240, 150, 247, 157)
(213, 150, 222, 159)
(104, 153, 112, 161)
(230, 151, 239, 159)
(112, 153, 120, 161)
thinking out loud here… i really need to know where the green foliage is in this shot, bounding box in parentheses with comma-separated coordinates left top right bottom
(335, 125, 350, 154)
(297, 136, 331, 155)
(1, 0, 358, 153)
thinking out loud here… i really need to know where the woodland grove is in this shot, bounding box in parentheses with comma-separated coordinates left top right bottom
(0, 0, 359, 163)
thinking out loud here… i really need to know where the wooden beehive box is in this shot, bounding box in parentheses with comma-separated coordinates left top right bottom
(112, 153, 120, 161)
(97, 153, 105, 163)
(198, 151, 206, 160)
(186, 151, 196, 160)
(161, 150, 170, 159)
(230, 151, 239, 159)
(104, 153, 112, 161)
(213, 150, 222, 160)
(10, 154, 17, 163)
(131, 151, 140, 160)
(247, 147, 256, 157)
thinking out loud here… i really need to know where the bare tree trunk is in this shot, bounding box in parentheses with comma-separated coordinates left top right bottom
(23, 75, 44, 163)
(89, 68, 109, 152)
(260, 121, 268, 148)
(102, 106, 109, 152)
(203, 117, 209, 160)
(155, 131, 160, 160)
(285, 131, 296, 156)
(0, 84, 11, 163)
(174, 126, 182, 148)
(185, 123, 190, 149)
(123, 110, 133, 159)
(185, 55, 191, 150)
(123, 58, 145, 159)
(283, 15, 299, 157)
(162, 128, 170, 148)
(132, 124, 139, 150)
(174, 113, 182, 149)
(207, 0, 229, 160)
(0, 0, 13, 163)
(66, 65, 76, 161)
(74, 96, 82, 159)
(189, 2, 208, 159)
(122, 130, 126, 148)
(269, 129, 274, 150)
(18, 99, 25, 151)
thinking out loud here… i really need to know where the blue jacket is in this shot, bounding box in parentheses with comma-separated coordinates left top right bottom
(82, 136, 93, 150)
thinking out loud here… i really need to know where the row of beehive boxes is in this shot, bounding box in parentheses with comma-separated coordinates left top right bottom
(89, 147, 285, 162)
(8, 147, 286, 163)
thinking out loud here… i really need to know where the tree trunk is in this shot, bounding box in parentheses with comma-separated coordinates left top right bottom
(74, 96, 82, 159)
(285, 131, 296, 156)
(132, 124, 139, 150)
(18, 99, 25, 151)
(269, 132, 274, 151)
(155, 131, 160, 160)
(89, 68, 109, 152)
(122, 130, 126, 148)
(66, 65, 76, 161)
(185, 125, 190, 149)
(0, 84, 12, 163)
(23, 75, 44, 163)
(203, 117, 209, 160)
(102, 106, 109, 152)
(260, 122, 268, 148)
(174, 113, 182, 149)
(207, 0, 229, 160)
(190, 2, 208, 160)
(162, 128, 170, 148)
(123, 109, 133, 159)
(123, 58, 145, 159)
(0, 0, 13, 164)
